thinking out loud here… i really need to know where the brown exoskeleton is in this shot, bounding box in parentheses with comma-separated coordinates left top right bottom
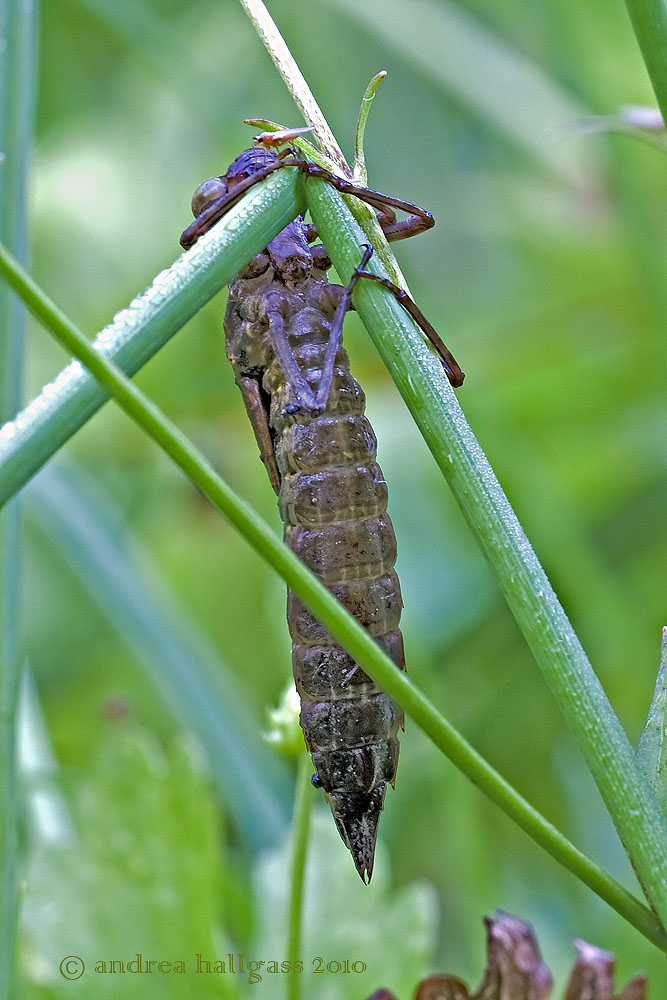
(181, 130, 463, 880)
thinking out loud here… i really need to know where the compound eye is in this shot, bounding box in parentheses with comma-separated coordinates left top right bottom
(191, 176, 226, 218)
(310, 244, 332, 272)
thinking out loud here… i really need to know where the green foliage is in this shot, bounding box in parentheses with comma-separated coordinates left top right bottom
(21, 728, 235, 998)
(3, 0, 667, 992)
(19, 727, 438, 1000)
(254, 812, 438, 1000)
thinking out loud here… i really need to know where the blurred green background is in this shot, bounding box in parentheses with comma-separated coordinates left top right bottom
(11, 0, 667, 995)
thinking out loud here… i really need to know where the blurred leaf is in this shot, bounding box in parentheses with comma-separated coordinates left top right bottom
(332, 0, 600, 191)
(264, 684, 305, 758)
(70, 0, 247, 135)
(18, 669, 77, 848)
(564, 108, 667, 154)
(253, 811, 438, 1000)
(22, 727, 240, 998)
(25, 461, 292, 849)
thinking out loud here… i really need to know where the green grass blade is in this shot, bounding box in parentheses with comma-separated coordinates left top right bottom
(623, 0, 667, 125)
(17, 668, 78, 850)
(0, 166, 303, 507)
(286, 754, 312, 1000)
(0, 242, 663, 949)
(305, 176, 667, 937)
(637, 628, 667, 815)
(0, 0, 38, 994)
(25, 462, 292, 848)
(353, 71, 387, 184)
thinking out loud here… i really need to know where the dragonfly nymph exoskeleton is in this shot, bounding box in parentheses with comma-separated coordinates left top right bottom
(181, 132, 464, 881)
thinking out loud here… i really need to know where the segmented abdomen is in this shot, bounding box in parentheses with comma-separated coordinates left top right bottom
(224, 237, 405, 880)
(278, 369, 404, 881)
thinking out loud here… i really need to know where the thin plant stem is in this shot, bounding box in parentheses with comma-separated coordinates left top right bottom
(0, 2, 38, 996)
(286, 754, 312, 1000)
(0, 243, 665, 950)
(237, 0, 348, 173)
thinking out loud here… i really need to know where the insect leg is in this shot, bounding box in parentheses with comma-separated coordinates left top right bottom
(264, 247, 376, 415)
(352, 247, 465, 387)
(235, 375, 282, 493)
(298, 163, 435, 242)
(266, 311, 320, 412)
(314, 246, 374, 409)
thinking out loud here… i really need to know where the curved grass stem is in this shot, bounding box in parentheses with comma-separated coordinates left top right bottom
(0, 241, 665, 950)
